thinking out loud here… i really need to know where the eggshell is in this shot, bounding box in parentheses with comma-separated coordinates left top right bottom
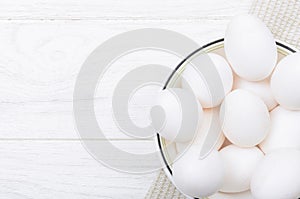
(176, 108, 225, 154)
(233, 76, 277, 110)
(224, 14, 277, 81)
(251, 149, 300, 199)
(219, 145, 264, 193)
(173, 147, 224, 198)
(271, 53, 300, 110)
(220, 89, 270, 147)
(175, 142, 189, 154)
(182, 53, 233, 108)
(210, 191, 254, 199)
(259, 106, 300, 153)
(151, 88, 203, 142)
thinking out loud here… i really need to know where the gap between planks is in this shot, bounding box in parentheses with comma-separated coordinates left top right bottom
(0, 138, 154, 141)
(0, 16, 239, 21)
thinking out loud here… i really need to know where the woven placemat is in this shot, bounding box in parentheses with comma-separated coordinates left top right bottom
(145, 170, 186, 199)
(250, 0, 300, 49)
(145, 1, 300, 198)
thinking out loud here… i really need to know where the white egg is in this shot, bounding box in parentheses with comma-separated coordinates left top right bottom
(176, 142, 190, 154)
(182, 53, 233, 108)
(259, 106, 300, 153)
(234, 76, 278, 110)
(173, 147, 224, 198)
(176, 108, 225, 154)
(271, 53, 300, 110)
(219, 145, 264, 193)
(251, 149, 300, 199)
(220, 89, 270, 147)
(151, 88, 203, 142)
(210, 191, 254, 199)
(224, 14, 277, 81)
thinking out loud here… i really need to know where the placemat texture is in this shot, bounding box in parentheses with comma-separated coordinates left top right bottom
(250, 0, 300, 49)
(145, 1, 299, 198)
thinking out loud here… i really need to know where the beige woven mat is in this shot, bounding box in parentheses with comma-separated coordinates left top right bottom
(145, 1, 300, 198)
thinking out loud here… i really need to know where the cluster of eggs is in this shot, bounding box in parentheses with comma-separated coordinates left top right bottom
(154, 14, 300, 199)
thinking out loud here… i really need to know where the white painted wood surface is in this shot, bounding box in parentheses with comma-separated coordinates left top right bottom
(0, 1, 253, 198)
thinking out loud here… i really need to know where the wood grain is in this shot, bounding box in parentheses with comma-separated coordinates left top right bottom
(0, 0, 252, 20)
(0, 140, 157, 198)
(0, 0, 254, 198)
(0, 20, 230, 139)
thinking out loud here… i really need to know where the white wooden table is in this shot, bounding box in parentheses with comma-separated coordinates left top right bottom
(0, 0, 253, 198)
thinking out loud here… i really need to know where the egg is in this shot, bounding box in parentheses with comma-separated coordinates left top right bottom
(271, 53, 300, 110)
(219, 145, 264, 193)
(251, 149, 300, 199)
(259, 106, 300, 153)
(210, 191, 254, 199)
(173, 147, 224, 198)
(182, 53, 233, 108)
(233, 76, 277, 110)
(175, 107, 225, 154)
(224, 14, 277, 81)
(220, 89, 270, 147)
(175, 142, 190, 154)
(151, 88, 203, 142)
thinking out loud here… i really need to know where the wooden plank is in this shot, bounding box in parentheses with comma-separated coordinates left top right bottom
(0, 140, 158, 199)
(0, 1, 255, 198)
(0, 20, 232, 139)
(0, 0, 253, 20)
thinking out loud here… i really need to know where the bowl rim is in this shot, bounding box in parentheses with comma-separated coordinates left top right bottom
(155, 38, 299, 199)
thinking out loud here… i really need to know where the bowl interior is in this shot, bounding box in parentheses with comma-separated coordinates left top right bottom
(157, 39, 297, 194)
